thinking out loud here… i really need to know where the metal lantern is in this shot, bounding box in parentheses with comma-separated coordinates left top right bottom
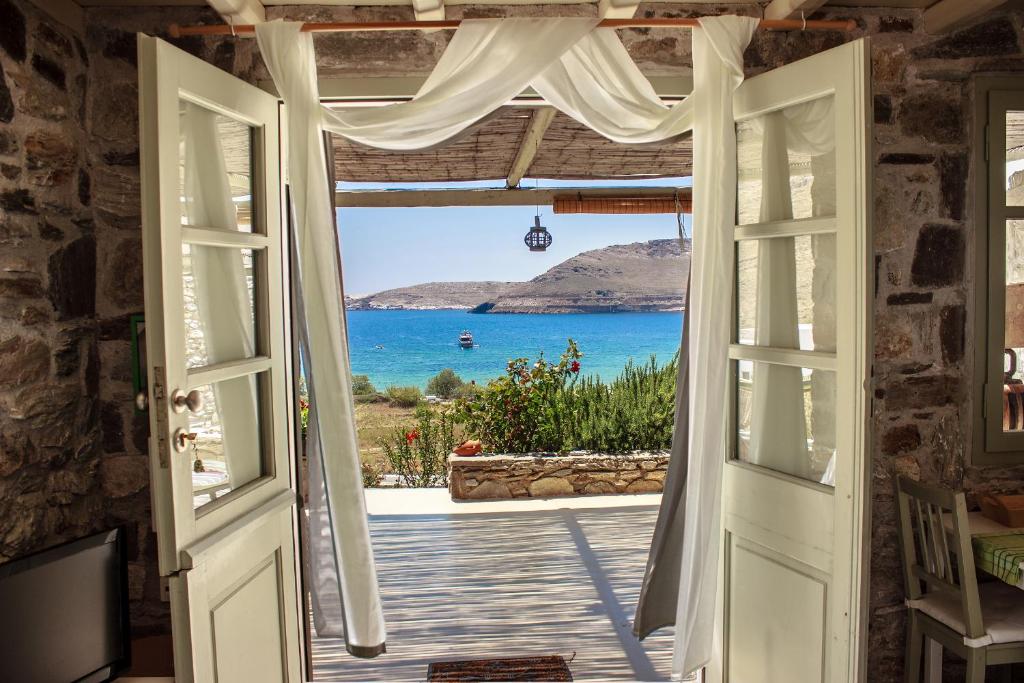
(524, 215, 552, 252)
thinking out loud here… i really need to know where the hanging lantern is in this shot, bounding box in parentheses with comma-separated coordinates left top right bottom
(524, 214, 552, 252)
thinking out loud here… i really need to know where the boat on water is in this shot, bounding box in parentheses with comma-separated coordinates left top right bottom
(459, 330, 474, 348)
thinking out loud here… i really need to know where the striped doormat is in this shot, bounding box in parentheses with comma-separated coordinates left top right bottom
(427, 655, 573, 681)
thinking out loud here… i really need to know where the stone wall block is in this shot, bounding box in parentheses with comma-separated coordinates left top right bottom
(47, 235, 95, 319)
(911, 224, 964, 288)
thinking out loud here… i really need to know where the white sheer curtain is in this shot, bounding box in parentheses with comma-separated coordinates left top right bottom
(672, 17, 757, 678)
(748, 99, 836, 483)
(255, 15, 758, 667)
(257, 27, 387, 656)
(180, 103, 261, 489)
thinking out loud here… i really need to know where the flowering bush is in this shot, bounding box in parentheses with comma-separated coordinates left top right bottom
(380, 405, 460, 487)
(455, 339, 583, 453)
(454, 340, 677, 454)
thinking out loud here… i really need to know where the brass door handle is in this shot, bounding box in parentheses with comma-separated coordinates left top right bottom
(171, 388, 204, 414)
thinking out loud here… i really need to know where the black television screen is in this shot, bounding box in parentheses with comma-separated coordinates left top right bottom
(0, 528, 130, 683)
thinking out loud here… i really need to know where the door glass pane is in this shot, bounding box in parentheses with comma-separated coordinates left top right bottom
(189, 372, 266, 509)
(736, 235, 836, 352)
(736, 95, 836, 225)
(1006, 111, 1024, 206)
(179, 101, 255, 232)
(735, 360, 836, 486)
(182, 244, 259, 369)
(1004, 219, 1024, 431)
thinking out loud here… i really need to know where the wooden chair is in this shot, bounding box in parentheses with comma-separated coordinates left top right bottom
(896, 476, 1024, 682)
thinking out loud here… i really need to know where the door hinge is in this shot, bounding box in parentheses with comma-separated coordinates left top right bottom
(985, 124, 991, 163)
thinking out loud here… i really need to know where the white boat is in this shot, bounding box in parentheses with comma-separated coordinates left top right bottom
(459, 330, 474, 348)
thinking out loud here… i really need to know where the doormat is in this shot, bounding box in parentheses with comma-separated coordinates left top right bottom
(426, 655, 573, 681)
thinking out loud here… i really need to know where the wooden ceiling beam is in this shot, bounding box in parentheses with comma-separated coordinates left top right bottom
(763, 0, 828, 21)
(206, 0, 264, 27)
(597, 0, 640, 20)
(411, 0, 445, 23)
(506, 107, 556, 189)
(923, 0, 1008, 34)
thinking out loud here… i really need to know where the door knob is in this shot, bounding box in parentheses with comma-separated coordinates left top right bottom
(171, 388, 204, 414)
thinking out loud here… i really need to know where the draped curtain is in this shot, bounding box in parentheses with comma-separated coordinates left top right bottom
(180, 103, 261, 489)
(254, 16, 758, 672)
(748, 99, 836, 483)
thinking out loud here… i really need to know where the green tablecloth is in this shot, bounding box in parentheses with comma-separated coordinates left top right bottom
(973, 530, 1024, 588)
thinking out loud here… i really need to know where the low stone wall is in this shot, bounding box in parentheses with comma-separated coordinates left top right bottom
(448, 452, 670, 500)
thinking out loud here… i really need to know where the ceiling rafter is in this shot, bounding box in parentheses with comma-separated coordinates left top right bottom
(763, 0, 828, 21)
(411, 0, 445, 22)
(206, 0, 265, 28)
(597, 0, 640, 21)
(923, 0, 1008, 34)
(506, 107, 556, 189)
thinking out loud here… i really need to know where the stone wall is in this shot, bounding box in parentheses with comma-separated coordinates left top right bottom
(449, 452, 669, 499)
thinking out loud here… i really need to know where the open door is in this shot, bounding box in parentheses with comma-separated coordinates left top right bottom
(138, 36, 303, 682)
(711, 39, 871, 682)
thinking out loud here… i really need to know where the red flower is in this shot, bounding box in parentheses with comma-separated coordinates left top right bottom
(405, 429, 420, 444)
(570, 361, 581, 374)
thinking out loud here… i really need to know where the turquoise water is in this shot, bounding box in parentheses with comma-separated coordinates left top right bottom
(345, 309, 684, 390)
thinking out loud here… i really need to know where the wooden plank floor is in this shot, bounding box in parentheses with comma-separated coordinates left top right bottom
(311, 503, 675, 681)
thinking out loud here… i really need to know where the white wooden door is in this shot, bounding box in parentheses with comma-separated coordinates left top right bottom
(138, 35, 302, 682)
(710, 39, 871, 683)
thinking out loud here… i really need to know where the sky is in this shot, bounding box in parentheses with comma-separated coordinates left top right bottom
(337, 177, 693, 295)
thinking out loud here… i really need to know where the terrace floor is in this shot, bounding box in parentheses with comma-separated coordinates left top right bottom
(311, 489, 675, 682)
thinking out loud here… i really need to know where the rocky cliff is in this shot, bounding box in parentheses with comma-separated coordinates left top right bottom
(346, 239, 690, 314)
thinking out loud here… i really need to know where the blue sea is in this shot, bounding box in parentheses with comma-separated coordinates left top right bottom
(345, 309, 684, 390)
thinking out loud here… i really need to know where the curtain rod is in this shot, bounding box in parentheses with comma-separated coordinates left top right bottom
(169, 17, 856, 38)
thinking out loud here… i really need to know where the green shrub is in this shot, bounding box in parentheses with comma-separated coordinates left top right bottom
(454, 340, 677, 454)
(426, 368, 464, 399)
(352, 374, 376, 396)
(455, 339, 583, 453)
(380, 406, 459, 487)
(455, 382, 484, 400)
(386, 385, 423, 408)
(361, 461, 384, 488)
(553, 355, 677, 452)
(354, 392, 385, 404)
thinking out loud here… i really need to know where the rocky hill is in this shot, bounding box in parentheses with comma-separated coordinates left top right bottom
(346, 239, 690, 314)
(487, 239, 689, 313)
(346, 281, 518, 310)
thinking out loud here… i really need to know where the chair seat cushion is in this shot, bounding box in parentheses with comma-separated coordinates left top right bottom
(909, 581, 1024, 646)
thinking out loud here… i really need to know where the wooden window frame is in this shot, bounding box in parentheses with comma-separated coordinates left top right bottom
(973, 75, 1024, 465)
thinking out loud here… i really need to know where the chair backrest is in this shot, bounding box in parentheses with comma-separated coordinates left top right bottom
(895, 476, 984, 639)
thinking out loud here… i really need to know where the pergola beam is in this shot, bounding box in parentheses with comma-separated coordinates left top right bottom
(763, 0, 828, 21)
(336, 186, 691, 208)
(506, 107, 556, 189)
(206, 0, 265, 27)
(597, 0, 640, 20)
(923, 0, 1008, 34)
(411, 0, 445, 23)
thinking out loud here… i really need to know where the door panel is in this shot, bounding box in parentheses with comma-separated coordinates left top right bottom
(720, 38, 871, 683)
(139, 35, 302, 682)
(726, 535, 829, 683)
